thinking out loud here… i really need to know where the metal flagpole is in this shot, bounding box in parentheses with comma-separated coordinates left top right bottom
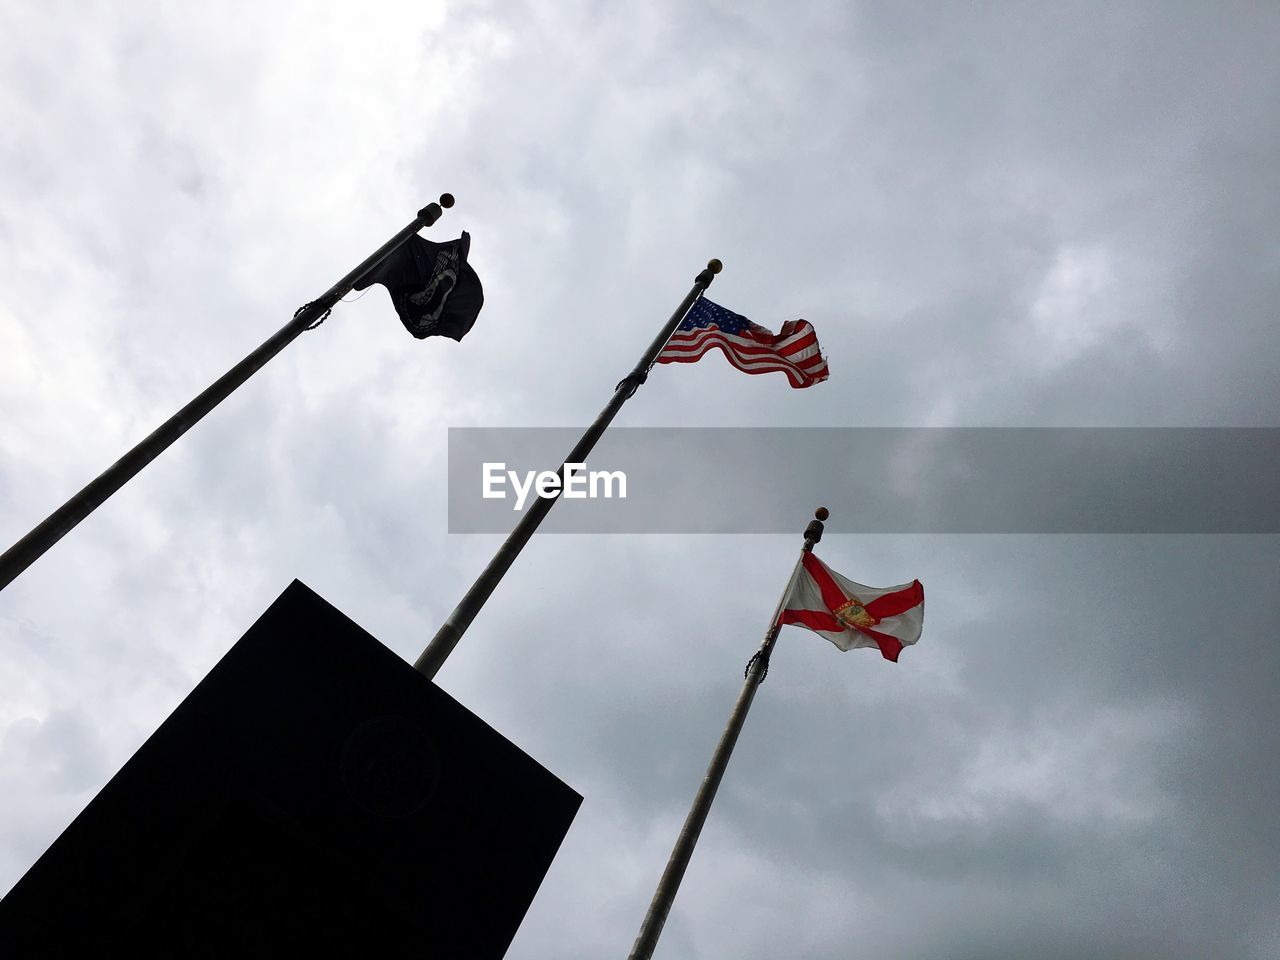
(626, 507, 828, 960)
(0, 195, 456, 593)
(412, 258, 723, 679)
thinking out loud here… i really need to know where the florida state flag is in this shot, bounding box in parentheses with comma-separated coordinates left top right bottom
(779, 553, 924, 661)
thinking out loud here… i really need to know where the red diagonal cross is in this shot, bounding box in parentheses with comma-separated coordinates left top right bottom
(778, 554, 922, 662)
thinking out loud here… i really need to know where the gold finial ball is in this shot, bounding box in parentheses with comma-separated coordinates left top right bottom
(439, 193, 455, 208)
(707, 258, 723, 274)
(815, 507, 830, 521)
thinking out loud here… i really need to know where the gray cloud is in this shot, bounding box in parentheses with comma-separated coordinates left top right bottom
(2, 2, 1279, 958)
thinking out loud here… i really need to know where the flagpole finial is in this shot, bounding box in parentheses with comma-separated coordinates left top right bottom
(804, 508, 826, 549)
(417, 198, 451, 226)
(695, 259, 723, 286)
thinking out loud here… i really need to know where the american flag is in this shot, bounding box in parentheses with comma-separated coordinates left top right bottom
(656, 297, 829, 388)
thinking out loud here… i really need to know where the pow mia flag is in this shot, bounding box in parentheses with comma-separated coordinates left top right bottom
(355, 231, 483, 341)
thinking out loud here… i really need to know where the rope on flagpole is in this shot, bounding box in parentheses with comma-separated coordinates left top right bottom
(742, 507, 828, 682)
(296, 300, 334, 331)
(614, 369, 647, 396)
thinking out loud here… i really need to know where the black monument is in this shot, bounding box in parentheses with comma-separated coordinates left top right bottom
(0, 580, 580, 957)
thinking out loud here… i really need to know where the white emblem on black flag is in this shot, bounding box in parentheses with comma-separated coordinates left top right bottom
(354, 231, 484, 341)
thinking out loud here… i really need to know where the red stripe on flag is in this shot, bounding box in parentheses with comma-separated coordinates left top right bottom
(721, 358, 813, 389)
(772, 321, 813, 344)
(661, 336, 825, 388)
(796, 350, 825, 368)
(719, 351, 812, 376)
(864, 580, 924, 620)
(779, 609, 844, 633)
(853, 625, 904, 662)
(662, 330, 808, 360)
(778, 332, 818, 356)
(662, 325, 813, 358)
(801, 552, 849, 612)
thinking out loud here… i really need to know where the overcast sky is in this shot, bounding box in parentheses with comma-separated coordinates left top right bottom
(2, 2, 1279, 957)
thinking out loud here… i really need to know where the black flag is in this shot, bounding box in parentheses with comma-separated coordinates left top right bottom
(355, 232, 483, 341)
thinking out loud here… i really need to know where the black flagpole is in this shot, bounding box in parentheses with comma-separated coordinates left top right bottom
(0, 195, 456, 593)
(412, 258, 723, 679)
(626, 507, 828, 960)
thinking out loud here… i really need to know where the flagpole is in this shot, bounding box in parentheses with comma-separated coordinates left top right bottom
(0, 195, 455, 594)
(626, 507, 828, 960)
(412, 258, 723, 679)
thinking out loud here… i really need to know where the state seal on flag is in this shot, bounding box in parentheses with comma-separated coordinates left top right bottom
(834, 596, 876, 629)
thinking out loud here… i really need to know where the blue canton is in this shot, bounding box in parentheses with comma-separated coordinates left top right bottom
(680, 298, 751, 334)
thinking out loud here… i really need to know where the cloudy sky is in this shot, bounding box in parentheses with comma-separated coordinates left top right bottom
(2, 1, 1279, 957)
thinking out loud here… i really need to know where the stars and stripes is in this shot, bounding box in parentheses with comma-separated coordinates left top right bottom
(656, 298, 829, 388)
